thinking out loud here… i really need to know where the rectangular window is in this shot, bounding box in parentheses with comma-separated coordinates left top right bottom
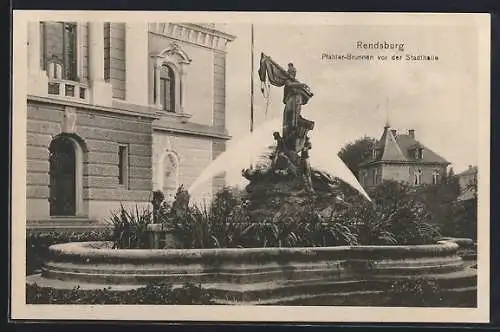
(41, 21, 78, 81)
(118, 145, 129, 188)
(414, 169, 423, 185)
(432, 171, 440, 185)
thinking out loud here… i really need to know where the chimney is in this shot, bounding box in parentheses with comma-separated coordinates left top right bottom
(408, 129, 415, 138)
(390, 129, 397, 137)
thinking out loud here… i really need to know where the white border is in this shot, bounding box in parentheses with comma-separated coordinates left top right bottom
(11, 11, 491, 323)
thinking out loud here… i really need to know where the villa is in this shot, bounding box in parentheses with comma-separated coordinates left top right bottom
(26, 22, 235, 231)
(358, 122, 450, 188)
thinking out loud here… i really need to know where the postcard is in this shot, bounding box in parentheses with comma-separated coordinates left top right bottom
(11, 11, 490, 323)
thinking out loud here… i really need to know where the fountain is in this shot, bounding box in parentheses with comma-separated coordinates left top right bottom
(27, 53, 477, 307)
(240, 53, 352, 223)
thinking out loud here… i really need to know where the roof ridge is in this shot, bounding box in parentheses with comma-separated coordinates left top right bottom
(379, 127, 407, 162)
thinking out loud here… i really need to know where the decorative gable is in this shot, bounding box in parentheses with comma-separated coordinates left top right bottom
(359, 124, 450, 169)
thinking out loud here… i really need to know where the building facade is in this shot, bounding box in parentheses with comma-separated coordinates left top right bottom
(358, 123, 450, 188)
(26, 21, 235, 229)
(456, 165, 478, 201)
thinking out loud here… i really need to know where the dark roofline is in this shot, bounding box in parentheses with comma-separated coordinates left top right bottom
(359, 160, 451, 168)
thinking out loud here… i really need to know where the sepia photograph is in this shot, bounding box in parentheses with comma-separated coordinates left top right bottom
(11, 11, 490, 323)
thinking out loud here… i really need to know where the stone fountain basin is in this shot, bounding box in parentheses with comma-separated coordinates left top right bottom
(29, 240, 477, 305)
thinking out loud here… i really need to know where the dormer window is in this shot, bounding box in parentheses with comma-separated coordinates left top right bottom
(417, 148, 423, 159)
(410, 146, 424, 160)
(372, 148, 377, 160)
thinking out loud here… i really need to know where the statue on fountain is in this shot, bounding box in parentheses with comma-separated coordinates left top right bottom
(243, 53, 315, 193)
(240, 53, 348, 223)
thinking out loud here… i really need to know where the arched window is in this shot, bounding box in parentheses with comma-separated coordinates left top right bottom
(162, 152, 179, 200)
(49, 135, 85, 216)
(432, 170, 440, 185)
(41, 21, 78, 81)
(152, 43, 192, 113)
(414, 169, 423, 185)
(160, 65, 176, 112)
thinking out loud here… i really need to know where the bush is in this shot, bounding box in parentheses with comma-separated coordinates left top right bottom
(167, 188, 359, 249)
(26, 282, 214, 305)
(114, 181, 442, 249)
(386, 278, 444, 306)
(26, 230, 113, 275)
(107, 204, 154, 249)
(337, 181, 441, 245)
(441, 198, 477, 241)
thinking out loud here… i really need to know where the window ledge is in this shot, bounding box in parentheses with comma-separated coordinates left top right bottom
(155, 110, 192, 123)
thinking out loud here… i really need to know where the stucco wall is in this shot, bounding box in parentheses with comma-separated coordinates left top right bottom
(382, 164, 411, 183)
(152, 132, 213, 202)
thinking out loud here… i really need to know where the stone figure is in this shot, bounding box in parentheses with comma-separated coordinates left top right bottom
(170, 185, 190, 220)
(258, 53, 315, 191)
(151, 190, 165, 224)
(300, 136, 314, 194)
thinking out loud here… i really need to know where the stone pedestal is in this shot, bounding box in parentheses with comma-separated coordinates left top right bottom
(242, 166, 347, 223)
(146, 223, 178, 249)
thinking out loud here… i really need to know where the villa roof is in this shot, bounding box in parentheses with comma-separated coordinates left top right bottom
(359, 124, 450, 167)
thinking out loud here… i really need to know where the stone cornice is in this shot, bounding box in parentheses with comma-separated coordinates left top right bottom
(148, 23, 236, 52)
(153, 119, 231, 140)
(27, 95, 160, 121)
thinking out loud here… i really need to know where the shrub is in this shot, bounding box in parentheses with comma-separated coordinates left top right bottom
(441, 198, 477, 241)
(336, 181, 442, 245)
(107, 204, 153, 249)
(26, 282, 214, 305)
(26, 230, 113, 275)
(386, 278, 444, 306)
(117, 181, 442, 249)
(168, 192, 359, 249)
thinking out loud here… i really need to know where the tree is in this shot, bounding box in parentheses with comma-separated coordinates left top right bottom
(338, 136, 378, 178)
(448, 167, 455, 178)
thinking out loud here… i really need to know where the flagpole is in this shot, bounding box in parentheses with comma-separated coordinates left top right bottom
(250, 23, 255, 134)
(249, 24, 255, 169)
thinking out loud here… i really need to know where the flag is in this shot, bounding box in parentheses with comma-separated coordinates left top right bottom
(258, 53, 292, 87)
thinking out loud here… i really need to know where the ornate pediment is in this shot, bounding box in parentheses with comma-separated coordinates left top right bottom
(158, 42, 192, 64)
(149, 23, 236, 51)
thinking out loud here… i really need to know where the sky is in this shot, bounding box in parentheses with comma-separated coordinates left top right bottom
(221, 22, 480, 175)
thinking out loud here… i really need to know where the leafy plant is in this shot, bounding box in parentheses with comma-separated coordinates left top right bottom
(386, 278, 445, 306)
(107, 204, 153, 249)
(26, 282, 214, 305)
(26, 230, 113, 275)
(334, 180, 441, 245)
